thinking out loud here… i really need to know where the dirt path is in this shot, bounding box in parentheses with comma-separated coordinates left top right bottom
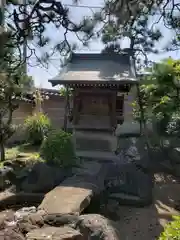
(116, 173, 180, 240)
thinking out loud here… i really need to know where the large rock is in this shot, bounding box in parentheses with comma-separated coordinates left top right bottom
(20, 162, 72, 193)
(0, 227, 25, 240)
(17, 218, 39, 234)
(75, 214, 121, 240)
(73, 160, 108, 193)
(38, 161, 108, 215)
(44, 214, 79, 227)
(104, 162, 153, 206)
(16, 210, 46, 234)
(0, 166, 14, 190)
(169, 147, 180, 164)
(173, 164, 180, 177)
(73, 161, 103, 177)
(116, 137, 151, 171)
(26, 226, 83, 240)
(14, 206, 37, 222)
(0, 209, 15, 230)
(25, 210, 46, 227)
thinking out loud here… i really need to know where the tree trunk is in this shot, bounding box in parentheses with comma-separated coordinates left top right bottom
(0, 141, 5, 162)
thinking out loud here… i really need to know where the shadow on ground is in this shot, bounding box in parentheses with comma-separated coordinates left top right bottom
(115, 173, 180, 240)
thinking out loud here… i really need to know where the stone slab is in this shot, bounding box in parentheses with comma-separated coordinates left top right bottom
(38, 179, 93, 215)
(38, 160, 109, 215)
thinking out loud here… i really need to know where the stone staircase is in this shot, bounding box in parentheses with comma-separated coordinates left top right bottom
(72, 130, 119, 161)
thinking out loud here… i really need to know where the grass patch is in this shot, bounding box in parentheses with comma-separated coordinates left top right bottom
(5, 143, 42, 163)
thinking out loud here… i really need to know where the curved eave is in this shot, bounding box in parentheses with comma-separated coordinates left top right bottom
(48, 78, 138, 87)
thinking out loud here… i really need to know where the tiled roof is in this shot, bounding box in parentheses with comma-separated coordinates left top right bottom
(14, 88, 63, 103)
(49, 50, 137, 87)
(38, 88, 61, 97)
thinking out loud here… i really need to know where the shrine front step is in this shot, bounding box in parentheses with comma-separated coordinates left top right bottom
(73, 130, 118, 153)
(75, 150, 119, 161)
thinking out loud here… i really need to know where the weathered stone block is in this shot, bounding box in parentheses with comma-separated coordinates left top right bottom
(38, 179, 93, 215)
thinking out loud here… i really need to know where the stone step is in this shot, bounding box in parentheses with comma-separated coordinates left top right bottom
(75, 137, 111, 152)
(73, 130, 117, 152)
(76, 150, 119, 161)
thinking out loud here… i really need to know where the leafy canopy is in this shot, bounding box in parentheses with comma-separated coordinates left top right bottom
(133, 58, 180, 134)
(0, 34, 34, 161)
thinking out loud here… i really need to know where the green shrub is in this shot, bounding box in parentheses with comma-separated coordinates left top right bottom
(24, 112, 51, 145)
(40, 129, 77, 167)
(159, 215, 180, 240)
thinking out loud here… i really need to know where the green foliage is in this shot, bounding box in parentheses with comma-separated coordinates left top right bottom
(0, 31, 34, 161)
(133, 58, 180, 135)
(59, 87, 72, 97)
(159, 215, 180, 240)
(40, 129, 77, 168)
(24, 113, 51, 145)
(98, 1, 163, 67)
(93, 1, 180, 69)
(5, 0, 98, 61)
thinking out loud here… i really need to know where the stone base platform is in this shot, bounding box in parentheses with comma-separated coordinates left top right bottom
(76, 150, 119, 161)
(73, 130, 117, 152)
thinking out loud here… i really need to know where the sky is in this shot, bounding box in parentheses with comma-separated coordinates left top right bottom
(27, 0, 180, 89)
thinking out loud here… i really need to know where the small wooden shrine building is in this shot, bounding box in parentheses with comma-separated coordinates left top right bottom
(49, 50, 138, 160)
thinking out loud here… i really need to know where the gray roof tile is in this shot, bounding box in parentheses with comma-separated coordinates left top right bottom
(49, 51, 137, 86)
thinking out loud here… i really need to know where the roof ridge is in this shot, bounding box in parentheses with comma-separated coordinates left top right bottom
(71, 49, 132, 62)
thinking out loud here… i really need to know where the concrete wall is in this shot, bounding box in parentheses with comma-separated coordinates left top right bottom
(12, 102, 34, 125)
(41, 95, 65, 129)
(7, 101, 34, 143)
(7, 88, 140, 142)
(7, 96, 66, 143)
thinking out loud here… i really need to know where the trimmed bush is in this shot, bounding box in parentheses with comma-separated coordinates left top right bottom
(159, 215, 180, 240)
(40, 129, 77, 167)
(24, 112, 51, 145)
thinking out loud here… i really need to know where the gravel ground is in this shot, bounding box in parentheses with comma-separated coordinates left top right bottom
(116, 173, 180, 240)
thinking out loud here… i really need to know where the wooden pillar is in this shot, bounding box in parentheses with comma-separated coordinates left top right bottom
(109, 92, 116, 129)
(63, 86, 69, 131)
(111, 92, 117, 128)
(73, 88, 80, 125)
